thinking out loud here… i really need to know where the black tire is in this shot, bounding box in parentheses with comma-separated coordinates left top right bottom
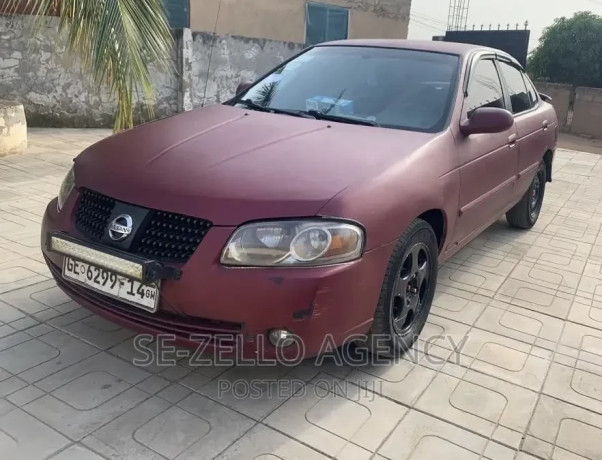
(363, 219, 439, 358)
(506, 161, 547, 229)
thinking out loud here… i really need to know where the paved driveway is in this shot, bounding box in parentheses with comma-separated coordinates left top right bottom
(1, 129, 602, 460)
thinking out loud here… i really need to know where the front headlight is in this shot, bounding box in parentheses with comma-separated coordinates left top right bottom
(221, 220, 364, 267)
(57, 166, 75, 212)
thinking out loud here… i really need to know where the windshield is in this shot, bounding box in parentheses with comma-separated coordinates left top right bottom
(233, 46, 460, 133)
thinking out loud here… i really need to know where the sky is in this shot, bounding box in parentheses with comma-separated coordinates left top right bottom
(408, 0, 602, 50)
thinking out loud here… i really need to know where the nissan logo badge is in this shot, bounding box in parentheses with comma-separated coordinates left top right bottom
(108, 214, 133, 241)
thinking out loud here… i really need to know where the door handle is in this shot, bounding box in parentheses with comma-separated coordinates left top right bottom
(508, 134, 517, 148)
(542, 120, 549, 131)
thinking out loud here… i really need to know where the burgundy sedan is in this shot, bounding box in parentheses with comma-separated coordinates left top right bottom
(42, 40, 557, 359)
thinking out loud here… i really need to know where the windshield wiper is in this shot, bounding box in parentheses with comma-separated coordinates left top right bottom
(237, 99, 316, 119)
(236, 99, 378, 126)
(305, 110, 380, 127)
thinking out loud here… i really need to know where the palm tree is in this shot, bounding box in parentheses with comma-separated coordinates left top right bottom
(256, 82, 278, 106)
(4, 0, 174, 132)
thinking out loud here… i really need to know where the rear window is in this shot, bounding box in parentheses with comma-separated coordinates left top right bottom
(237, 46, 460, 133)
(523, 74, 540, 108)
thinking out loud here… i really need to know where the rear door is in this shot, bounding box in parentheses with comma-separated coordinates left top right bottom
(452, 56, 518, 245)
(496, 59, 544, 200)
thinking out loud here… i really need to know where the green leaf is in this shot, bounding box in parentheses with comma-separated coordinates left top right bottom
(3, 0, 174, 132)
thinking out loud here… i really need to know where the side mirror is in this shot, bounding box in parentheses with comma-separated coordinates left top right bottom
(539, 93, 552, 103)
(460, 107, 514, 136)
(236, 81, 253, 96)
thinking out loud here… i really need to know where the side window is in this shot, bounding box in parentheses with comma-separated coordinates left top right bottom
(523, 73, 539, 107)
(305, 2, 349, 46)
(498, 61, 532, 114)
(465, 59, 505, 118)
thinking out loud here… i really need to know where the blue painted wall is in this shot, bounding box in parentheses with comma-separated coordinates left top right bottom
(165, 0, 189, 29)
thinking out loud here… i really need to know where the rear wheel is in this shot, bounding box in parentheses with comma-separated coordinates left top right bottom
(506, 161, 546, 229)
(364, 219, 438, 357)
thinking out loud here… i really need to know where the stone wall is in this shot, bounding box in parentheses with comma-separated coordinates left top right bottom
(571, 87, 602, 139)
(0, 15, 304, 127)
(192, 32, 303, 107)
(534, 82, 573, 131)
(11, 14, 599, 140)
(0, 15, 179, 128)
(535, 82, 602, 139)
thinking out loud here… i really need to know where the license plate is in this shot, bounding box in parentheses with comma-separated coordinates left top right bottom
(63, 257, 160, 313)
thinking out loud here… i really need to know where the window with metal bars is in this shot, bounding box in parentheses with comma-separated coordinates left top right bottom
(305, 2, 349, 47)
(164, 0, 189, 28)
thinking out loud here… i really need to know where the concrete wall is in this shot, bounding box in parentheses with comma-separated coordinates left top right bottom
(0, 14, 305, 126)
(534, 82, 602, 139)
(533, 82, 572, 131)
(0, 15, 179, 128)
(190, 0, 411, 43)
(192, 32, 303, 107)
(2, 2, 410, 128)
(188, 0, 411, 107)
(7, 9, 597, 139)
(572, 87, 602, 139)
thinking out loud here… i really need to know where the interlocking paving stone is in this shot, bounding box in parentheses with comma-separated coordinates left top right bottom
(6, 384, 45, 406)
(134, 406, 211, 458)
(188, 365, 300, 420)
(430, 285, 489, 326)
(527, 395, 602, 459)
(346, 353, 439, 406)
(0, 408, 70, 459)
(81, 396, 172, 459)
(378, 410, 515, 459)
(543, 360, 602, 413)
(24, 387, 150, 441)
(264, 373, 406, 456)
(2, 131, 602, 458)
(216, 424, 330, 459)
(17, 330, 98, 384)
(0, 338, 61, 374)
(48, 444, 105, 460)
(57, 314, 135, 349)
(415, 370, 538, 437)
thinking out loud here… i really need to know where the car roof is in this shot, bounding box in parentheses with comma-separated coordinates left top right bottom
(318, 39, 511, 60)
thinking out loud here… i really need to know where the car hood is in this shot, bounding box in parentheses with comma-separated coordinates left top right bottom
(75, 105, 436, 225)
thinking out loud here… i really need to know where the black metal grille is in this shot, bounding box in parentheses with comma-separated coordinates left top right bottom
(137, 210, 212, 261)
(75, 189, 115, 240)
(75, 189, 212, 263)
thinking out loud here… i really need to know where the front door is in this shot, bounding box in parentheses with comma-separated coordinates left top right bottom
(496, 60, 546, 200)
(452, 57, 518, 245)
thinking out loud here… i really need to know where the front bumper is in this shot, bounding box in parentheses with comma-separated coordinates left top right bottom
(42, 195, 393, 359)
(46, 232, 182, 281)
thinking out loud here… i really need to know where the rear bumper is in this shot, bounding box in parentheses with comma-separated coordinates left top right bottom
(42, 195, 393, 360)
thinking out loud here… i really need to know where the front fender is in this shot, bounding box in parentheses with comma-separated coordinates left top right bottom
(319, 134, 460, 252)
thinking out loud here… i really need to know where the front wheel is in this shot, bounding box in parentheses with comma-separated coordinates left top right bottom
(506, 161, 547, 229)
(363, 219, 439, 358)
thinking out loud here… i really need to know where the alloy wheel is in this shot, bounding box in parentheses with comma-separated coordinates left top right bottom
(391, 242, 430, 334)
(529, 171, 544, 221)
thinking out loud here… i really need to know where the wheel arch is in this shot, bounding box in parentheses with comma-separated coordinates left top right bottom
(543, 150, 553, 183)
(417, 209, 447, 253)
